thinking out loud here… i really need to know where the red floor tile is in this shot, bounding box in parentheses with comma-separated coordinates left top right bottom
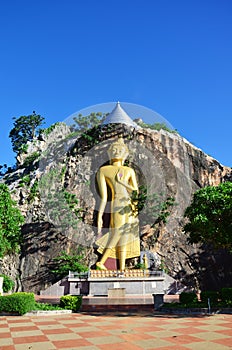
(13, 335, 49, 344)
(172, 326, 203, 334)
(7, 319, 31, 323)
(52, 338, 93, 348)
(43, 328, 74, 334)
(133, 325, 165, 332)
(120, 332, 156, 341)
(76, 330, 110, 337)
(154, 346, 189, 350)
(0, 332, 11, 338)
(98, 324, 125, 330)
(215, 329, 232, 336)
(9, 326, 39, 332)
(98, 342, 143, 350)
(0, 324, 8, 328)
(213, 338, 232, 347)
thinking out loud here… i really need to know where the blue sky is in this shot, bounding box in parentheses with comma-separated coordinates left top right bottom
(0, 0, 232, 167)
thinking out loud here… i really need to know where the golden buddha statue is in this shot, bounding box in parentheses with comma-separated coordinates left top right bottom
(96, 137, 140, 270)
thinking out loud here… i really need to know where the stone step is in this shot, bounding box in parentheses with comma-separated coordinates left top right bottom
(81, 303, 154, 313)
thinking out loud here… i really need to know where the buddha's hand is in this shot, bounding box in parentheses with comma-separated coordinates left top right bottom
(116, 169, 123, 182)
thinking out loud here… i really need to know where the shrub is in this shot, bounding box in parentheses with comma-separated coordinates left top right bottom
(200, 291, 219, 305)
(22, 152, 40, 167)
(221, 288, 232, 303)
(60, 295, 82, 312)
(0, 274, 15, 292)
(0, 292, 35, 315)
(179, 292, 198, 304)
(33, 302, 63, 311)
(51, 250, 88, 278)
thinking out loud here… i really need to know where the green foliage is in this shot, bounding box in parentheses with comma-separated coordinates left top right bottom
(0, 184, 24, 258)
(51, 250, 88, 278)
(0, 274, 15, 292)
(163, 288, 232, 309)
(28, 180, 39, 203)
(40, 122, 63, 136)
(80, 125, 104, 147)
(19, 175, 31, 187)
(136, 121, 177, 133)
(179, 292, 198, 304)
(134, 262, 146, 270)
(0, 292, 35, 315)
(72, 112, 106, 132)
(63, 190, 84, 216)
(60, 295, 82, 312)
(33, 302, 64, 311)
(184, 182, 232, 251)
(9, 111, 44, 154)
(221, 288, 232, 303)
(39, 168, 84, 231)
(200, 291, 220, 305)
(131, 185, 175, 227)
(22, 151, 40, 167)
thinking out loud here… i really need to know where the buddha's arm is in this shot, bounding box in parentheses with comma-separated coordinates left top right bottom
(97, 169, 107, 233)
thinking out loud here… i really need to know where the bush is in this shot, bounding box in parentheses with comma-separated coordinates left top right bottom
(221, 288, 232, 303)
(22, 152, 40, 167)
(0, 292, 35, 315)
(0, 274, 15, 292)
(34, 302, 63, 311)
(179, 292, 198, 304)
(60, 295, 82, 312)
(51, 250, 88, 278)
(200, 291, 219, 305)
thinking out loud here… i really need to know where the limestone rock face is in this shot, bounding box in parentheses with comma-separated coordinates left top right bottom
(1, 123, 232, 293)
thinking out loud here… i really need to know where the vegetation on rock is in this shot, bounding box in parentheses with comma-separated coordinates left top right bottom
(72, 112, 107, 132)
(0, 274, 15, 292)
(136, 120, 177, 133)
(9, 112, 44, 155)
(51, 250, 88, 278)
(0, 184, 24, 257)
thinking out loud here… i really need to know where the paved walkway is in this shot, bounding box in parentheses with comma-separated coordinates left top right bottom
(1, 312, 232, 350)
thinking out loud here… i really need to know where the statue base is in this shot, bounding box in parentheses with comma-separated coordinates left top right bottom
(68, 270, 165, 297)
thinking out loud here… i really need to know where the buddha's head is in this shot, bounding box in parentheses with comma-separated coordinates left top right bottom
(108, 137, 129, 163)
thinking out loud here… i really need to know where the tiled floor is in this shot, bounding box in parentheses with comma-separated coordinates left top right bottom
(0, 312, 232, 350)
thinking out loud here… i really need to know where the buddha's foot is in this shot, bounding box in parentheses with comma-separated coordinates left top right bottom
(96, 262, 107, 270)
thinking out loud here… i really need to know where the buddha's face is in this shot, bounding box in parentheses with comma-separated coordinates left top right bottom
(108, 144, 128, 161)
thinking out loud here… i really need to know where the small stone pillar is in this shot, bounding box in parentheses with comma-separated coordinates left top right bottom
(0, 277, 3, 295)
(152, 293, 164, 310)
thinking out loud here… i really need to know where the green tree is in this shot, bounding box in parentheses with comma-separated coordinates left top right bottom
(72, 112, 107, 132)
(0, 184, 24, 257)
(51, 250, 88, 278)
(9, 111, 44, 154)
(184, 181, 232, 251)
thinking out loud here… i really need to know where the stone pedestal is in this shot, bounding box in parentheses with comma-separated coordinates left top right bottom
(87, 275, 164, 296)
(108, 288, 126, 298)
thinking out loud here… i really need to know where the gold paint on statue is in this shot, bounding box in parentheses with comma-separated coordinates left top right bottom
(96, 137, 140, 270)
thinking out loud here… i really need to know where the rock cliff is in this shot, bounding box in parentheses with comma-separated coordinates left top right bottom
(1, 122, 232, 293)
